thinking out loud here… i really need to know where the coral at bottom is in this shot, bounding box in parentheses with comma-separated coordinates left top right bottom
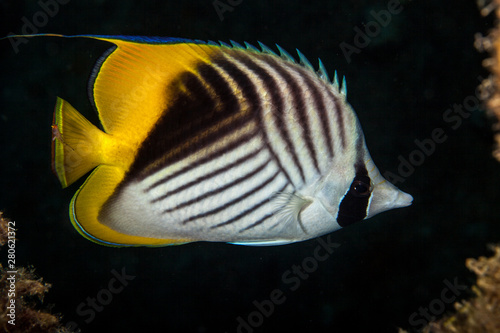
(0, 212, 71, 333)
(401, 245, 500, 333)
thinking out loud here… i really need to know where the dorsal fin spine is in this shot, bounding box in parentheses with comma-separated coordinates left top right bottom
(276, 44, 295, 62)
(257, 41, 278, 56)
(333, 70, 339, 89)
(296, 49, 314, 71)
(230, 40, 244, 49)
(341, 76, 347, 96)
(218, 40, 231, 48)
(244, 41, 260, 52)
(317, 58, 330, 82)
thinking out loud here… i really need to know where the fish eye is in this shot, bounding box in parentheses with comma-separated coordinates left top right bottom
(349, 175, 372, 198)
(351, 180, 371, 197)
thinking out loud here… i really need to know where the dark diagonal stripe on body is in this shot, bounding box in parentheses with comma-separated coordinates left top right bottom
(144, 54, 280, 188)
(237, 182, 290, 232)
(326, 89, 347, 150)
(301, 74, 334, 158)
(229, 52, 297, 185)
(149, 147, 263, 201)
(162, 157, 271, 214)
(209, 175, 285, 230)
(258, 56, 311, 180)
(128, 61, 251, 182)
(182, 168, 280, 225)
(144, 129, 259, 191)
(127, 70, 215, 180)
(280, 62, 322, 173)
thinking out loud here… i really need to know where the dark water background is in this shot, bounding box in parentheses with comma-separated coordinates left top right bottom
(1, 0, 499, 332)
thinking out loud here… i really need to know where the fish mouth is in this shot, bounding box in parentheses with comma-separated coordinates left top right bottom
(392, 190, 413, 208)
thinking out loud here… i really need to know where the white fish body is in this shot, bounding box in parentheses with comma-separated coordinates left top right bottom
(32, 33, 413, 246)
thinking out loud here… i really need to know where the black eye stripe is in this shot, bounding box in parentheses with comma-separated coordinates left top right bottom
(336, 165, 372, 227)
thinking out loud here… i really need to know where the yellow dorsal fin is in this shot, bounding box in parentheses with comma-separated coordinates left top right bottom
(85, 36, 220, 145)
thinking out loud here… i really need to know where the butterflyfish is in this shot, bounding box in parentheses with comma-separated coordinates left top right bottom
(16, 34, 414, 246)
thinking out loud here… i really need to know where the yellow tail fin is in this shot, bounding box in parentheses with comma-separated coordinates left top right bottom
(51, 97, 105, 187)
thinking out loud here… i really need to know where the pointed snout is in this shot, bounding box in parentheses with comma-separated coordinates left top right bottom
(366, 180, 413, 219)
(392, 189, 413, 208)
